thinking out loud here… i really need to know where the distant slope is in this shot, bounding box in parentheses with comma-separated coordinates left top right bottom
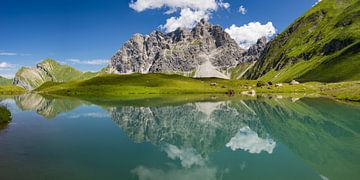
(14, 59, 101, 90)
(245, 0, 360, 82)
(0, 76, 12, 86)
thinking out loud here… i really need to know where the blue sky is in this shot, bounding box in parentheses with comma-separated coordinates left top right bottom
(0, 0, 320, 78)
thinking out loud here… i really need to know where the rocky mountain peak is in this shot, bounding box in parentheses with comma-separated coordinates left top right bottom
(241, 36, 268, 62)
(256, 36, 267, 45)
(109, 20, 267, 79)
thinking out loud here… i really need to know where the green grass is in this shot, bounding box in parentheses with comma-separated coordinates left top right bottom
(34, 73, 360, 102)
(320, 81, 360, 101)
(15, 59, 101, 89)
(35, 73, 256, 97)
(230, 61, 256, 80)
(0, 76, 12, 86)
(0, 85, 26, 95)
(246, 0, 360, 82)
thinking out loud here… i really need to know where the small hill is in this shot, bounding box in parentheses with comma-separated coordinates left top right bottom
(14, 59, 101, 90)
(245, 0, 360, 82)
(0, 76, 12, 86)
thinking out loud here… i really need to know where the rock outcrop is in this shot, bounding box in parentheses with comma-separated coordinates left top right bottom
(241, 37, 267, 62)
(109, 19, 266, 79)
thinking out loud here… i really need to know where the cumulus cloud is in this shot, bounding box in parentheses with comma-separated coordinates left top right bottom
(218, 0, 230, 9)
(0, 62, 14, 68)
(225, 22, 276, 49)
(67, 59, 109, 65)
(129, 0, 230, 33)
(129, 0, 218, 12)
(163, 144, 206, 168)
(161, 8, 210, 32)
(238, 5, 246, 15)
(226, 126, 276, 154)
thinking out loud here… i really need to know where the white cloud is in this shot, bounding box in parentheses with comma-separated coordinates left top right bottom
(0, 62, 14, 68)
(130, 0, 230, 32)
(225, 22, 276, 49)
(129, 0, 218, 12)
(218, 0, 230, 9)
(238, 5, 246, 15)
(67, 59, 109, 65)
(226, 126, 276, 154)
(0, 52, 17, 56)
(161, 8, 209, 32)
(163, 144, 206, 168)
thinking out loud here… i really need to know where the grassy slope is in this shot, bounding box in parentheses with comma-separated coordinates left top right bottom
(229, 61, 256, 80)
(35, 73, 360, 101)
(15, 59, 101, 89)
(35, 73, 257, 96)
(320, 81, 360, 101)
(246, 0, 360, 83)
(0, 86, 26, 95)
(0, 76, 12, 86)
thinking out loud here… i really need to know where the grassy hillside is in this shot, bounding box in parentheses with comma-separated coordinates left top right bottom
(0, 76, 12, 86)
(35, 73, 256, 96)
(14, 59, 101, 89)
(0, 85, 26, 95)
(245, 0, 360, 83)
(34, 73, 360, 101)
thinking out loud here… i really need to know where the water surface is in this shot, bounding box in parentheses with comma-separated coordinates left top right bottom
(0, 94, 359, 180)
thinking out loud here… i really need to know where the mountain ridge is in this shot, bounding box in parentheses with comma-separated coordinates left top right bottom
(13, 59, 101, 90)
(108, 19, 267, 79)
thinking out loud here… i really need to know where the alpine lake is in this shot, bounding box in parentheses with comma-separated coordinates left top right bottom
(0, 94, 359, 180)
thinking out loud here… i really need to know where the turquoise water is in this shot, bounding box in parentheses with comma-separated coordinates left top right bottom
(0, 94, 359, 180)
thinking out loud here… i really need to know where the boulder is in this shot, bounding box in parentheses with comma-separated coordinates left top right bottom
(290, 80, 300, 85)
(241, 90, 256, 97)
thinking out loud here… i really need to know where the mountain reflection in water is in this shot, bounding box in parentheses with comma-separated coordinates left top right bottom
(0, 94, 359, 180)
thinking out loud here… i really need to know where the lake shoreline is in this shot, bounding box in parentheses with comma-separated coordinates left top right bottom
(1, 74, 359, 102)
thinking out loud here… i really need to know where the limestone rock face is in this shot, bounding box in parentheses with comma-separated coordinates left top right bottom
(109, 19, 267, 79)
(241, 37, 267, 62)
